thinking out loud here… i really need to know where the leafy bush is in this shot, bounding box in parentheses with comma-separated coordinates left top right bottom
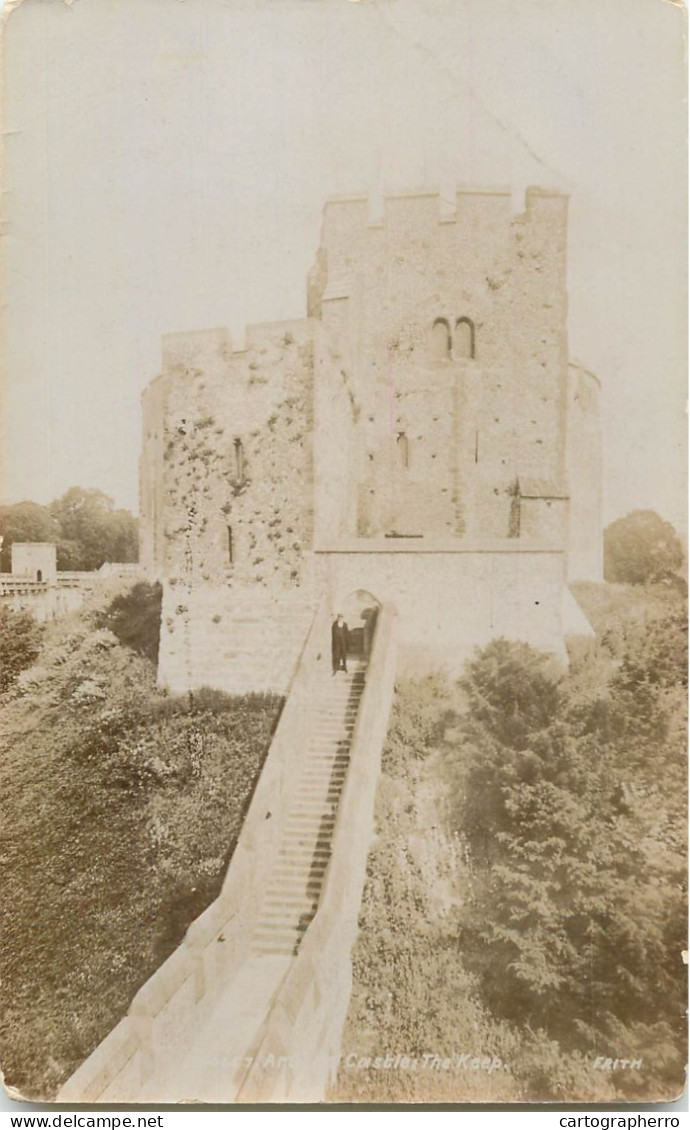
(93, 581, 162, 663)
(0, 607, 44, 692)
(385, 672, 453, 762)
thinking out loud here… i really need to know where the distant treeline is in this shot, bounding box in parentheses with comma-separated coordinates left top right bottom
(0, 488, 138, 572)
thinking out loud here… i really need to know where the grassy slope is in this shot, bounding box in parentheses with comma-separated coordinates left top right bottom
(0, 591, 282, 1100)
(333, 679, 523, 1103)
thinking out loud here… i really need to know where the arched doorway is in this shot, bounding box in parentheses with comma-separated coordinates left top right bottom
(337, 589, 381, 660)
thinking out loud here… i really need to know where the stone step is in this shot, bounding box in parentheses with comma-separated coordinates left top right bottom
(272, 857, 329, 873)
(263, 886, 323, 902)
(263, 877, 324, 893)
(295, 791, 343, 802)
(278, 849, 332, 863)
(310, 714, 359, 723)
(304, 751, 351, 760)
(297, 769, 346, 778)
(271, 867, 328, 883)
(251, 941, 299, 955)
(296, 779, 345, 790)
(257, 916, 316, 932)
(281, 832, 334, 843)
(272, 851, 330, 866)
(252, 929, 306, 947)
(259, 902, 318, 917)
(280, 832, 333, 845)
(263, 886, 322, 900)
(285, 814, 336, 825)
(294, 785, 343, 795)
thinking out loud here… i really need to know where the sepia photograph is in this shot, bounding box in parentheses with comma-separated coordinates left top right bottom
(0, 0, 686, 1109)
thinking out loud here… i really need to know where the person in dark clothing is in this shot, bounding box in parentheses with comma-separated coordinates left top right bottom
(331, 613, 349, 674)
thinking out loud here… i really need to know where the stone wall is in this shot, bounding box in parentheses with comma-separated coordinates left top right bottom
(312, 321, 360, 543)
(0, 580, 86, 622)
(566, 362, 603, 580)
(139, 375, 168, 576)
(314, 540, 568, 671)
(157, 581, 315, 695)
(142, 321, 316, 591)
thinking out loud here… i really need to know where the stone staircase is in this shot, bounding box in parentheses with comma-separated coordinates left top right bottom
(55, 602, 399, 1104)
(250, 660, 367, 956)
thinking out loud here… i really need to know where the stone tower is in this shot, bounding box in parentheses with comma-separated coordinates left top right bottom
(308, 186, 571, 546)
(139, 186, 602, 692)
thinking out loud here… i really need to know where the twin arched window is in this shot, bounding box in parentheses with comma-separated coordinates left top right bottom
(431, 316, 475, 361)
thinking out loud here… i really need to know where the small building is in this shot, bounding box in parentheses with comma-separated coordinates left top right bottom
(11, 543, 58, 585)
(2, 543, 94, 622)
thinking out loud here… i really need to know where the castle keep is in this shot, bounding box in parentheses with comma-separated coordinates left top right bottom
(139, 187, 602, 694)
(61, 185, 604, 1103)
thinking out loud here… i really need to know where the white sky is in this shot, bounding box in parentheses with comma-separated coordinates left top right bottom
(0, 0, 686, 531)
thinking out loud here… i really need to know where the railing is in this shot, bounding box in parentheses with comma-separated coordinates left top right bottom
(57, 597, 331, 1103)
(0, 579, 47, 594)
(235, 602, 398, 1102)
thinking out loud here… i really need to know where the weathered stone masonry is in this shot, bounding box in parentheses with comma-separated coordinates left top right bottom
(139, 186, 602, 692)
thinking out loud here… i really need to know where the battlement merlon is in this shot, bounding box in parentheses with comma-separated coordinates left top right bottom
(307, 184, 568, 317)
(157, 319, 316, 378)
(161, 326, 234, 372)
(316, 183, 567, 229)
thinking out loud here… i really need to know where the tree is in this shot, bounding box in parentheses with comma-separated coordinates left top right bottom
(1, 490, 138, 572)
(460, 638, 564, 751)
(49, 488, 138, 571)
(0, 502, 57, 571)
(604, 510, 684, 585)
(457, 635, 686, 1075)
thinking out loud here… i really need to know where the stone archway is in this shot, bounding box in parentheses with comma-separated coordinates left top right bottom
(336, 589, 381, 660)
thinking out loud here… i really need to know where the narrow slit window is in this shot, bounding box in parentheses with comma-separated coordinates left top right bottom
(227, 525, 233, 564)
(36, 569, 43, 583)
(397, 431, 409, 469)
(233, 437, 245, 483)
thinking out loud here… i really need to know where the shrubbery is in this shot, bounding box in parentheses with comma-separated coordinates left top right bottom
(456, 609, 687, 1098)
(337, 584, 686, 1103)
(93, 580, 162, 663)
(0, 606, 44, 692)
(0, 593, 282, 1099)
